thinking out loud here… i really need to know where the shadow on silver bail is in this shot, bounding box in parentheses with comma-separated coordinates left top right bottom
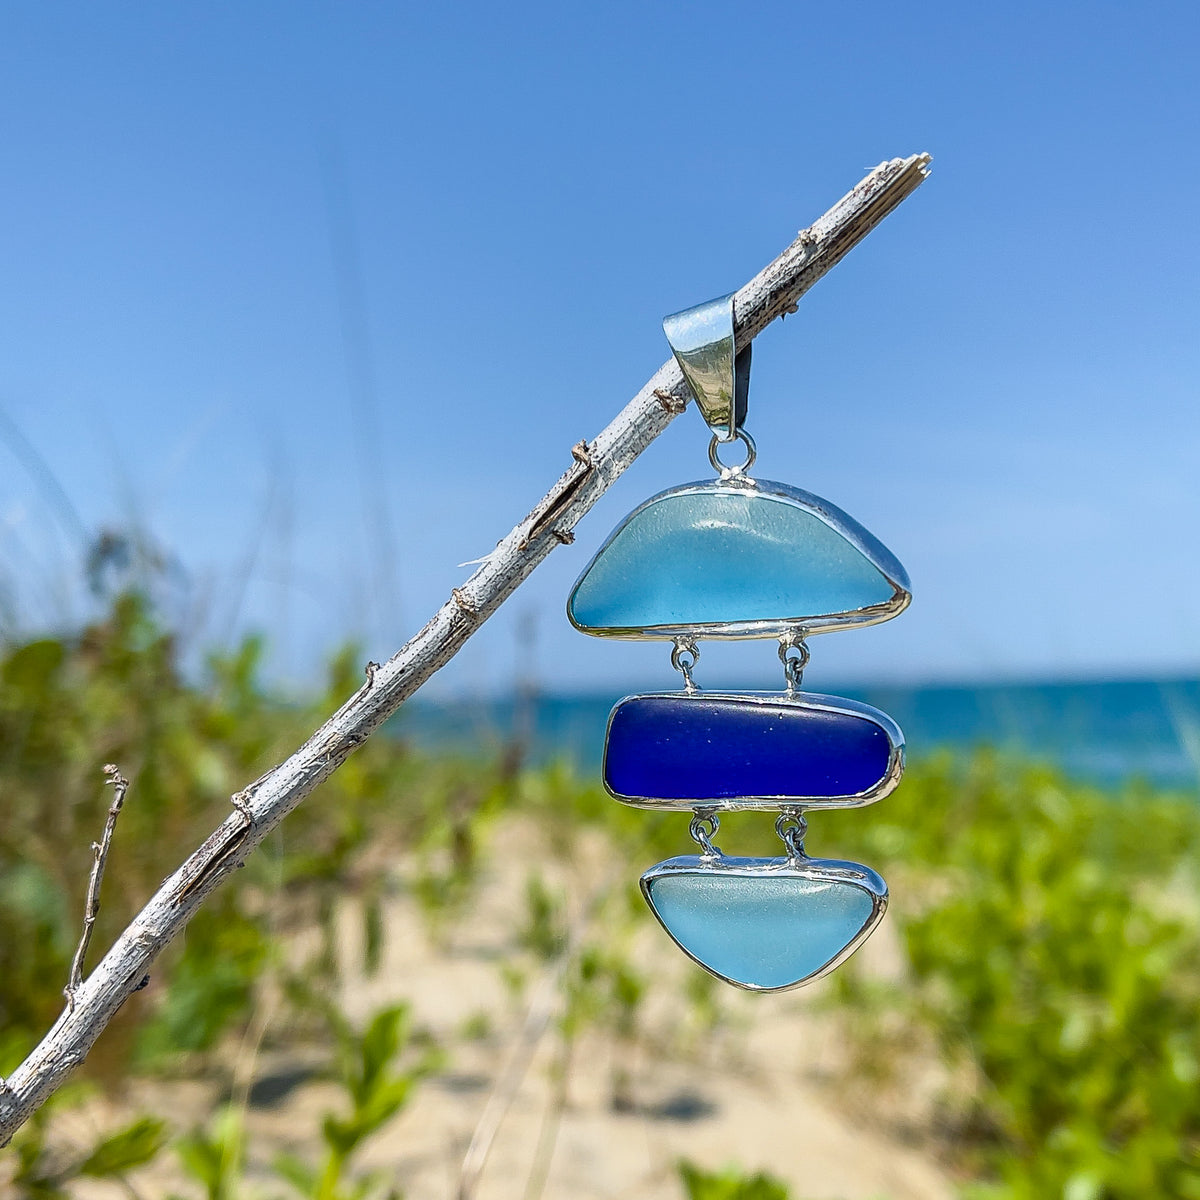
(662, 293, 752, 446)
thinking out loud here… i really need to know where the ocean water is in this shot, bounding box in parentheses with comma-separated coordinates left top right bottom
(398, 678, 1200, 791)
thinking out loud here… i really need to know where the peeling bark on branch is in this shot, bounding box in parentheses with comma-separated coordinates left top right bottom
(0, 153, 930, 1144)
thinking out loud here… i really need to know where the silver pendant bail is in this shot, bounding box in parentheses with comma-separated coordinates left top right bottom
(662, 293, 751, 442)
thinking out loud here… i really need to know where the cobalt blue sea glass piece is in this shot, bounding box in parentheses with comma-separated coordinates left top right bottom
(641, 855, 888, 991)
(567, 479, 910, 639)
(604, 692, 904, 810)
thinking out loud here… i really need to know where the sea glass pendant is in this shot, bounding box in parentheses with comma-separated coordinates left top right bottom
(567, 478, 911, 639)
(604, 691, 904, 810)
(566, 289, 911, 993)
(641, 854, 887, 991)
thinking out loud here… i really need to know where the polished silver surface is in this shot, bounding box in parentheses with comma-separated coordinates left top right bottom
(567, 476, 912, 640)
(639, 851, 888, 992)
(602, 689, 906, 812)
(662, 294, 750, 442)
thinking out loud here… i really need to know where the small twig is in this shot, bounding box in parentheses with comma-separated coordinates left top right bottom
(458, 868, 624, 1200)
(457, 962, 565, 1200)
(522, 1027, 574, 1200)
(457, 903, 597, 1200)
(65, 766, 130, 1013)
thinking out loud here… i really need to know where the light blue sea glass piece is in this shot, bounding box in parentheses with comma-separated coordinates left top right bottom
(641, 855, 887, 990)
(568, 479, 910, 638)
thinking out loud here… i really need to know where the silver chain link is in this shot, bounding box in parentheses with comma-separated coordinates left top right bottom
(689, 809, 721, 857)
(671, 637, 700, 691)
(778, 634, 810, 695)
(775, 809, 807, 858)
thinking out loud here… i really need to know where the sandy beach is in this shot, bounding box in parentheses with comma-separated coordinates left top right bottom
(55, 820, 957, 1200)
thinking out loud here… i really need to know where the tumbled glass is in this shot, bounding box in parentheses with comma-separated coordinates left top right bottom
(643, 860, 882, 990)
(568, 481, 908, 637)
(605, 692, 899, 807)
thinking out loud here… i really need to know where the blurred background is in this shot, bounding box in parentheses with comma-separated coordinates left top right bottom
(1, 3, 1197, 1199)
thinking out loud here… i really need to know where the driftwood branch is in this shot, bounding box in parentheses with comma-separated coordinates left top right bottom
(64, 765, 130, 1012)
(0, 153, 930, 1144)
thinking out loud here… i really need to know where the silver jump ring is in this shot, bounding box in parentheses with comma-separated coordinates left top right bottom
(689, 810, 721, 857)
(671, 637, 700, 691)
(775, 809, 808, 858)
(708, 430, 757, 479)
(779, 635, 810, 694)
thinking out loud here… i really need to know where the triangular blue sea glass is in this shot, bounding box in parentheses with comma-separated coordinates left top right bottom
(568, 480, 909, 637)
(641, 856, 886, 990)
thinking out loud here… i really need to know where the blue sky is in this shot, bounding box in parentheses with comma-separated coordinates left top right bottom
(1, 2, 1198, 696)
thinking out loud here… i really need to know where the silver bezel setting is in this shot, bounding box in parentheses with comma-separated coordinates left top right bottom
(567, 476, 912, 640)
(640, 852, 889, 992)
(603, 690, 906, 812)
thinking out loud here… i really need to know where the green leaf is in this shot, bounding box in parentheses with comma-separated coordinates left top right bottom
(322, 1113, 363, 1159)
(358, 1006, 405, 1096)
(678, 1160, 790, 1200)
(78, 1115, 170, 1177)
(355, 1078, 413, 1140)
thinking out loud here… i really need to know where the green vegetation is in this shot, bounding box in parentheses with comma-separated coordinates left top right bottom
(677, 1161, 791, 1200)
(0, 593, 503, 1076)
(2, 596, 1198, 1198)
(825, 754, 1200, 1199)
(9, 1102, 169, 1197)
(269, 1002, 439, 1200)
